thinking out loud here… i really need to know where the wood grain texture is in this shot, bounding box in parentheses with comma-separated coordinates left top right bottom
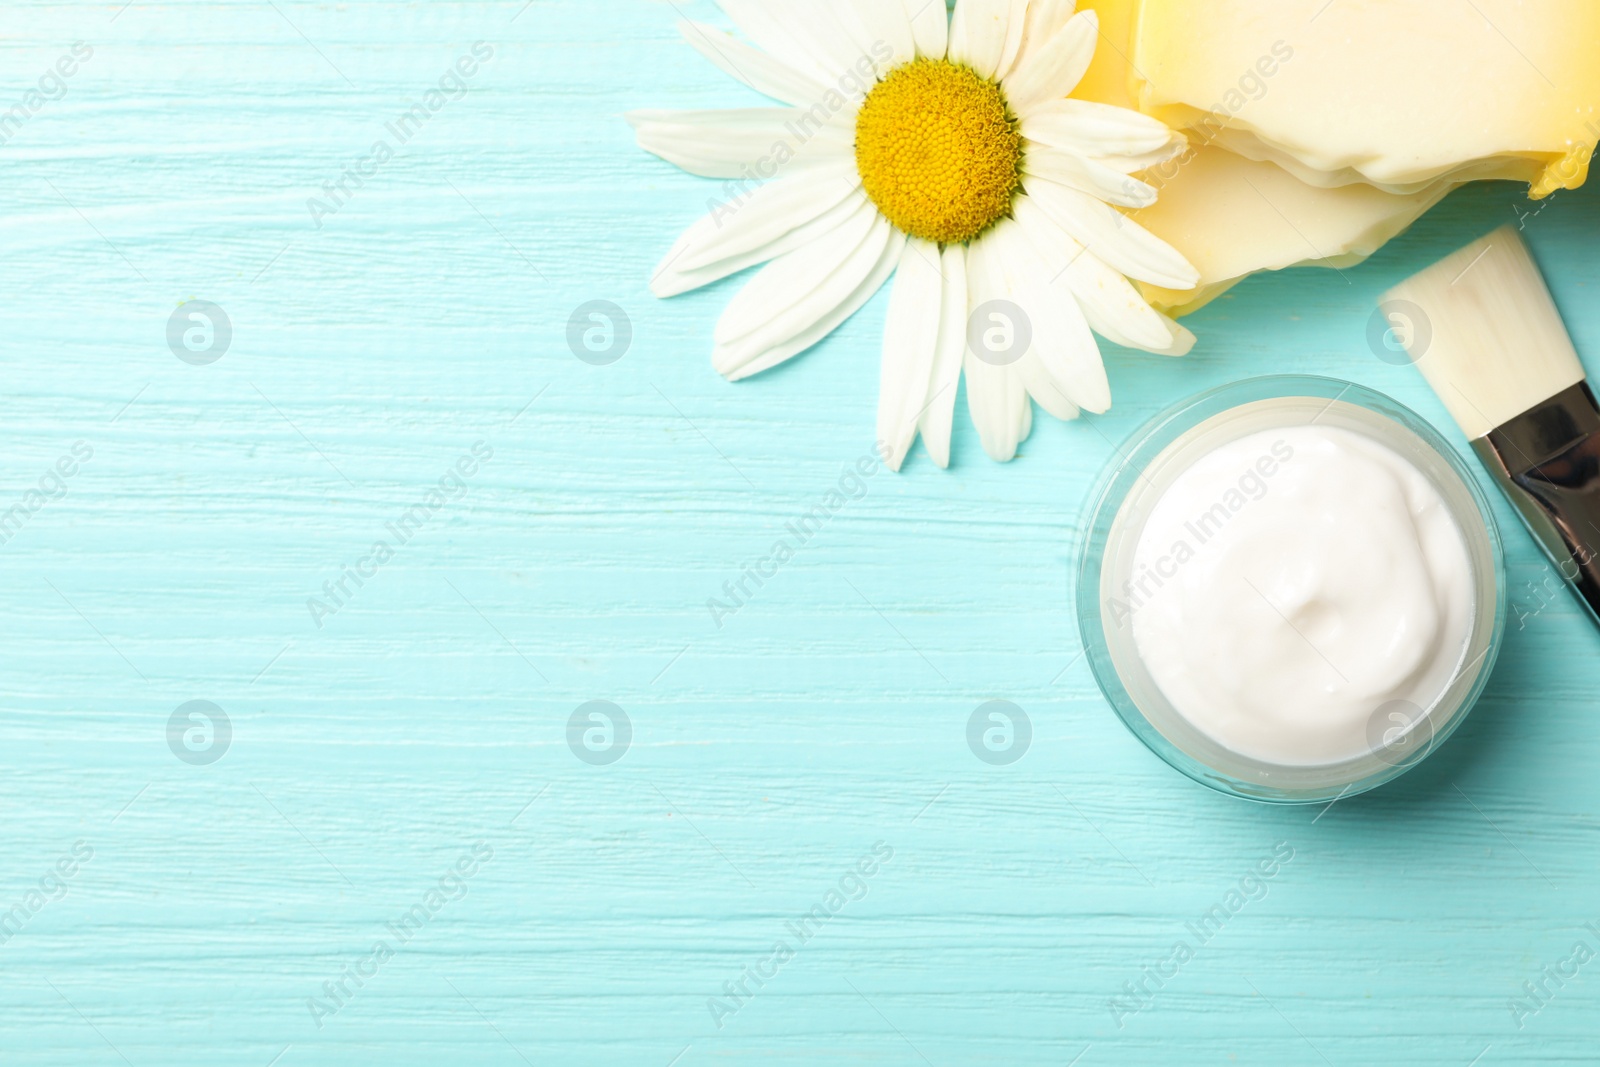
(2, 1, 1599, 1064)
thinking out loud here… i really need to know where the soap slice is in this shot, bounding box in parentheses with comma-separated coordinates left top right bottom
(1068, 0, 1458, 315)
(1130, 0, 1600, 198)
(1129, 147, 1452, 316)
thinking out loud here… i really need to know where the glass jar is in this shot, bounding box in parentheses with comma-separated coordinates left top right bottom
(1076, 376, 1505, 803)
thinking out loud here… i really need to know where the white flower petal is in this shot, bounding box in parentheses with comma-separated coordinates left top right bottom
(678, 19, 831, 107)
(1153, 317, 1196, 357)
(652, 193, 871, 298)
(919, 243, 967, 468)
(720, 0, 871, 80)
(1061, 250, 1186, 353)
(852, 0, 918, 69)
(1017, 198, 1196, 356)
(963, 233, 1030, 460)
(1016, 351, 1081, 420)
(1025, 176, 1199, 289)
(1090, 137, 1188, 175)
(901, 0, 948, 59)
(1013, 194, 1184, 352)
(1061, 261, 1192, 354)
(962, 353, 1026, 461)
(1080, 273, 1194, 354)
(995, 0, 1032, 83)
(1023, 143, 1155, 208)
(713, 0, 839, 83)
(878, 239, 944, 471)
(1021, 99, 1176, 159)
(724, 225, 906, 381)
(949, 0, 1013, 80)
(1009, 0, 1077, 76)
(983, 218, 1110, 412)
(675, 160, 860, 272)
(628, 107, 851, 179)
(821, 0, 874, 57)
(1001, 8, 1097, 115)
(820, 0, 905, 76)
(714, 211, 898, 378)
(716, 203, 877, 345)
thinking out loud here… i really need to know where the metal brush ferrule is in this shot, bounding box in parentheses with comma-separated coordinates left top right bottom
(1472, 380, 1600, 628)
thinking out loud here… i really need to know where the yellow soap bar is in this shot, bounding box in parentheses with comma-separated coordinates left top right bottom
(1068, 0, 1457, 315)
(1130, 146, 1451, 316)
(1130, 0, 1600, 198)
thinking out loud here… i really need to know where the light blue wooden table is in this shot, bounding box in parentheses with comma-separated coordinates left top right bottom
(4, 2, 1599, 1064)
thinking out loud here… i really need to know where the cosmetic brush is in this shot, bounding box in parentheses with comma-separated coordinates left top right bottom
(1382, 223, 1600, 628)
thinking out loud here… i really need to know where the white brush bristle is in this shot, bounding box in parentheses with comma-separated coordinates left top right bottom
(1381, 224, 1585, 439)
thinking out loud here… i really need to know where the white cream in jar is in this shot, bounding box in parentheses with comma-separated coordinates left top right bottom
(1115, 423, 1474, 766)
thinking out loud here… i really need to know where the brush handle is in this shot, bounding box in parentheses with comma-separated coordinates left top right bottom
(1474, 382, 1600, 630)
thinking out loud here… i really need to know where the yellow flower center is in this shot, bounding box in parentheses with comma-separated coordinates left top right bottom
(854, 58, 1022, 245)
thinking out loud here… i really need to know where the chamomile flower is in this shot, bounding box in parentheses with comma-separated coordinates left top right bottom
(630, 0, 1199, 468)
